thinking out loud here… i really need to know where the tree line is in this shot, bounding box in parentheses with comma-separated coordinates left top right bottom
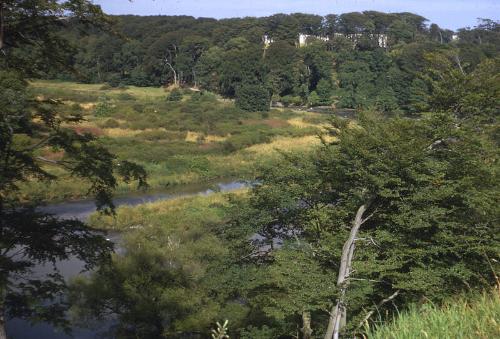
(33, 12, 500, 112)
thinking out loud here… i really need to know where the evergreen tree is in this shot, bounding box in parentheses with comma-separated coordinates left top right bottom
(316, 78, 334, 106)
(236, 83, 270, 111)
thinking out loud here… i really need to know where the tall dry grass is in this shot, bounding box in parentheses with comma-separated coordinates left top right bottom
(366, 291, 500, 339)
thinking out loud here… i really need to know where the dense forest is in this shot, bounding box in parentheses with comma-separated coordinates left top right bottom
(34, 12, 500, 113)
(1, 1, 499, 339)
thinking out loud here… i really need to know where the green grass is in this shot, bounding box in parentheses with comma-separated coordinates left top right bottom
(20, 81, 329, 202)
(367, 291, 500, 339)
(87, 188, 247, 231)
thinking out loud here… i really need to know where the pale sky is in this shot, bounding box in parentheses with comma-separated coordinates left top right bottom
(94, 0, 500, 30)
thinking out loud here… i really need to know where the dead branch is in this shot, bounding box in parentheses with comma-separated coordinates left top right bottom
(355, 290, 400, 332)
(324, 203, 371, 339)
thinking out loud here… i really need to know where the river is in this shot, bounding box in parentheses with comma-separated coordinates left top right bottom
(5, 180, 249, 339)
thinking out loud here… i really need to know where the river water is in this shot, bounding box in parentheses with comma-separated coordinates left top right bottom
(5, 180, 248, 339)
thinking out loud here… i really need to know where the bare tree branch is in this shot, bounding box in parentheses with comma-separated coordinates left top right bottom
(355, 290, 400, 332)
(324, 203, 371, 339)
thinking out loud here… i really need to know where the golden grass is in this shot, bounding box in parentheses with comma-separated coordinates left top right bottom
(30, 80, 167, 100)
(287, 117, 329, 131)
(79, 102, 96, 110)
(244, 135, 321, 155)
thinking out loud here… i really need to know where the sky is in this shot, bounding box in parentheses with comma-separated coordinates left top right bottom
(94, 0, 500, 30)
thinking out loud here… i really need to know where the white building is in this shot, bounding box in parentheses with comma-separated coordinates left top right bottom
(299, 33, 387, 48)
(262, 35, 274, 48)
(298, 33, 330, 47)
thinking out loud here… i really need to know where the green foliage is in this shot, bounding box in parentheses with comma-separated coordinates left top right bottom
(224, 72, 499, 335)
(167, 88, 183, 101)
(73, 193, 237, 337)
(426, 55, 500, 120)
(0, 2, 146, 334)
(236, 83, 270, 112)
(280, 95, 303, 107)
(307, 91, 320, 107)
(316, 78, 334, 106)
(223, 131, 272, 152)
(27, 10, 500, 115)
(94, 95, 112, 117)
(240, 325, 276, 339)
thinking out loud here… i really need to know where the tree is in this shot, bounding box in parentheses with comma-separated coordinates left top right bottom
(264, 41, 305, 97)
(69, 194, 232, 338)
(219, 38, 266, 97)
(424, 53, 500, 121)
(225, 71, 498, 336)
(316, 78, 334, 106)
(0, 2, 146, 337)
(235, 83, 270, 112)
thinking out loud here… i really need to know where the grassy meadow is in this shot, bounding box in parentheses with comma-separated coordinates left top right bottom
(22, 80, 331, 202)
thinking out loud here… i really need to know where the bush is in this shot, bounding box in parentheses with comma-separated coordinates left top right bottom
(223, 130, 272, 152)
(116, 92, 135, 101)
(167, 88, 183, 101)
(235, 83, 270, 112)
(106, 74, 122, 88)
(307, 91, 320, 107)
(281, 95, 303, 107)
(94, 96, 112, 117)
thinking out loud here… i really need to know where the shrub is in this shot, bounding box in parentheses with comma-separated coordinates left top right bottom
(94, 96, 112, 117)
(307, 91, 320, 107)
(223, 130, 272, 152)
(106, 74, 122, 88)
(167, 88, 183, 101)
(116, 92, 135, 101)
(235, 83, 270, 112)
(281, 95, 303, 107)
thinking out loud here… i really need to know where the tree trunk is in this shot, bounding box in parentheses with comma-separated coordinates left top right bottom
(301, 311, 312, 339)
(165, 62, 178, 86)
(0, 1, 4, 51)
(324, 204, 369, 339)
